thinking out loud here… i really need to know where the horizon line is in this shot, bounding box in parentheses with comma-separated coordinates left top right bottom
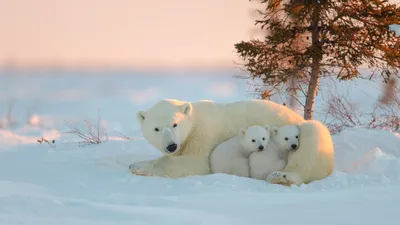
(0, 59, 245, 73)
(0, 64, 247, 76)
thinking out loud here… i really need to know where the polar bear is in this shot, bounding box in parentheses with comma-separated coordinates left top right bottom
(129, 99, 334, 186)
(210, 125, 270, 177)
(265, 120, 334, 186)
(249, 125, 300, 180)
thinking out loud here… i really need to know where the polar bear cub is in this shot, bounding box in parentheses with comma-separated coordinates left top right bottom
(249, 125, 300, 180)
(210, 125, 271, 177)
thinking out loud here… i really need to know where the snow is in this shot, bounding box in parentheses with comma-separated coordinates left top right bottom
(389, 24, 400, 36)
(0, 70, 400, 225)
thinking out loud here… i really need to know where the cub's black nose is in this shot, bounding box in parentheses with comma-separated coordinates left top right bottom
(258, 145, 264, 151)
(291, 144, 298, 149)
(166, 143, 178, 152)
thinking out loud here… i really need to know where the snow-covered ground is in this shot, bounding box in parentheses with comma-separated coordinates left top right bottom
(0, 69, 400, 225)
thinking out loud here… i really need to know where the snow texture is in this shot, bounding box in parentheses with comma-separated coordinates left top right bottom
(0, 70, 399, 225)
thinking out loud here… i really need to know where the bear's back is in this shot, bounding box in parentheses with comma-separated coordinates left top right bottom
(190, 100, 304, 147)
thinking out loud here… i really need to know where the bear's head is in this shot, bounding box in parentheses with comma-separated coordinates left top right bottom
(136, 99, 193, 154)
(271, 125, 300, 151)
(240, 125, 271, 154)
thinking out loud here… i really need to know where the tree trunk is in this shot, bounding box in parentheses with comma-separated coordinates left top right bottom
(304, 0, 322, 120)
(287, 12, 300, 110)
(304, 62, 320, 120)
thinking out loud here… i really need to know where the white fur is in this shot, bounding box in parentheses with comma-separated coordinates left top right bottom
(249, 125, 300, 180)
(210, 125, 270, 177)
(271, 125, 300, 151)
(266, 120, 335, 186)
(129, 99, 334, 186)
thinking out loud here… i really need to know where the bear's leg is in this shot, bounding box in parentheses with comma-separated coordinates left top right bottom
(265, 152, 312, 186)
(266, 120, 333, 186)
(129, 155, 210, 178)
(232, 158, 250, 178)
(128, 160, 167, 177)
(266, 171, 303, 186)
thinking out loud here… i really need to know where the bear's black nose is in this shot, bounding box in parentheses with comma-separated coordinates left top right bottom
(258, 145, 264, 151)
(291, 144, 297, 149)
(166, 143, 178, 152)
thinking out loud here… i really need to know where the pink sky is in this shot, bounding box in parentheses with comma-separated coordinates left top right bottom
(1, 0, 399, 70)
(0, 0, 264, 69)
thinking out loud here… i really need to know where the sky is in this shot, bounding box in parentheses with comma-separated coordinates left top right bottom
(0, 0, 399, 70)
(0, 0, 263, 70)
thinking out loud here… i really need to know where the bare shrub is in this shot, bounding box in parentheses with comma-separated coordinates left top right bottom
(37, 137, 56, 148)
(6, 100, 16, 127)
(0, 100, 17, 128)
(63, 110, 109, 146)
(323, 77, 400, 134)
(367, 104, 400, 132)
(378, 75, 400, 106)
(113, 130, 140, 141)
(0, 100, 42, 128)
(26, 102, 41, 126)
(323, 93, 362, 134)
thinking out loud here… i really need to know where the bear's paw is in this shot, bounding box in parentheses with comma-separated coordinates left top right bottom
(266, 171, 301, 186)
(129, 161, 166, 177)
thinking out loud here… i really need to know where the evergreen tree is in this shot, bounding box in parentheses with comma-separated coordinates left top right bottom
(235, 0, 400, 119)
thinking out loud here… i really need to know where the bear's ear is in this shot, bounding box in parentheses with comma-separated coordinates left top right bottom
(136, 111, 146, 125)
(240, 128, 246, 136)
(264, 125, 270, 132)
(179, 102, 193, 116)
(272, 126, 279, 135)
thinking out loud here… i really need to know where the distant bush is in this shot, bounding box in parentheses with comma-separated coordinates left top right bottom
(324, 76, 400, 134)
(63, 110, 109, 146)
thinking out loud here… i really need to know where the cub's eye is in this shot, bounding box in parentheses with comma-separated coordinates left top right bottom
(173, 123, 178, 128)
(154, 128, 159, 132)
(296, 136, 298, 139)
(262, 137, 265, 140)
(252, 139, 256, 142)
(285, 137, 289, 141)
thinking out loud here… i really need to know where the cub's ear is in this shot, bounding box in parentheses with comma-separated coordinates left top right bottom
(272, 126, 279, 135)
(264, 125, 270, 132)
(136, 111, 146, 125)
(179, 102, 193, 116)
(240, 128, 246, 136)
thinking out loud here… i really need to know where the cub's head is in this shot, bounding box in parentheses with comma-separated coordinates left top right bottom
(136, 99, 194, 154)
(240, 125, 271, 153)
(272, 125, 300, 151)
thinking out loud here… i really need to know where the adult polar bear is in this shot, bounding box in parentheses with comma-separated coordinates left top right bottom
(129, 98, 334, 186)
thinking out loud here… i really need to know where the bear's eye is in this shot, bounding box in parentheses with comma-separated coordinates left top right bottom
(262, 137, 265, 140)
(285, 137, 289, 141)
(173, 123, 178, 128)
(252, 139, 256, 142)
(296, 136, 298, 139)
(154, 128, 159, 132)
